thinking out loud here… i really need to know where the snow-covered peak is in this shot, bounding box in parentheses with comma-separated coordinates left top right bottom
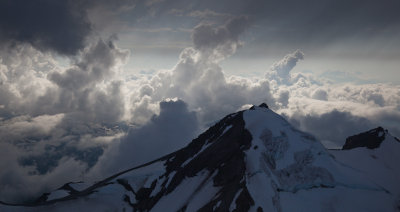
(1, 106, 399, 211)
(242, 107, 399, 211)
(244, 105, 326, 170)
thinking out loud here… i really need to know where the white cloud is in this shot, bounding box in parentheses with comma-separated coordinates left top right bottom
(267, 49, 304, 84)
(0, 141, 88, 202)
(127, 17, 276, 126)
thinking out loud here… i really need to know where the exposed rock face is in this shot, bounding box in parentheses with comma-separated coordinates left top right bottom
(250, 103, 268, 110)
(342, 127, 386, 150)
(258, 103, 269, 109)
(132, 111, 254, 211)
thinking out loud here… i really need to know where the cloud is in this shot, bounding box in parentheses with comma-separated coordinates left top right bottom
(121, 0, 400, 55)
(311, 89, 328, 101)
(49, 40, 128, 89)
(286, 110, 374, 148)
(126, 17, 277, 126)
(0, 45, 58, 118)
(278, 80, 400, 147)
(0, 37, 132, 202)
(91, 99, 199, 175)
(0, 0, 92, 55)
(188, 9, 232, 19)
(192, 16, 249, 59)
(267, 49, 304, 83)
(43, 39, 129, 123)
(0, 114, 64, 143)
(0, 38, 129, 124)
(0, 0, 140, 55)
(0, 141, 89, 202)
(277, 90, 290, 107)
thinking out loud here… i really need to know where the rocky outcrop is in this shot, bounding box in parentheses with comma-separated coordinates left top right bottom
(132, 111, 254, 211)
(342, 127, 386, 150)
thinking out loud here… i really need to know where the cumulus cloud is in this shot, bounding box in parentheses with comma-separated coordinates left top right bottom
(127, 16, 277, 126)
(267, 49, 304, 84)
(312, 89, 328, 101)
(278, 80, 400, 147)
(0, 38, 129, 122)
(286, 110, 374, 148)
(0, 140, 91, 202)
(0, 37, 132, 202)
(0, 114, 64, 143)
(45, 39, 129, 123)
(121, 99, 198, 165)
(92, 99, 199, 175)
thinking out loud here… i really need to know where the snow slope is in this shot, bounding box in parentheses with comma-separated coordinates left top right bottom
(243, 106, 398, 212)
(330, 128, 400, 196)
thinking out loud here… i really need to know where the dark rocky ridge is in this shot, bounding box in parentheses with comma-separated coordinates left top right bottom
(132, 111, 254, 211)
(342, 127, 387, 150)
(250, 103, 268, 110)
(0, 109, 255, 210)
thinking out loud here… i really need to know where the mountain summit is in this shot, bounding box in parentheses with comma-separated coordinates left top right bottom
(1, 104, 399, 211)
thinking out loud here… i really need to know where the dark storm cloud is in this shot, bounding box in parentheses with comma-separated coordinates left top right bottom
(0, 0, 92, 55)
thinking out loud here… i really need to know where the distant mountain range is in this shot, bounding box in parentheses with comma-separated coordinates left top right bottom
(2, 103, 399, 211)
